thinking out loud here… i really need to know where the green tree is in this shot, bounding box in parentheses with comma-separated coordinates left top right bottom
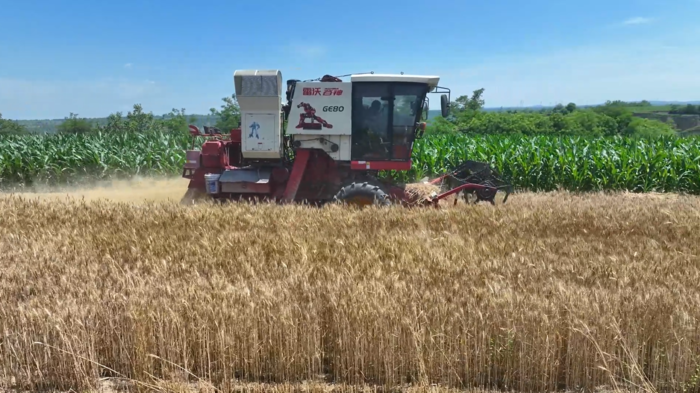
(564, 110, 614, 136)
(125, 104, 159, 133)
(683, 104, 699, 115)
(95, 104, 160, 133)
(552, 104, 566, 114)
(591, 103, 633, 135)
(624, 118, 676, 138)
(447, 88, 487, 127)
(549, 112, 567, 133)
(100, 111, 126, 133)
(210, 95, 241, 131)
(161, 108, 191, 134)
(95, 104, 197, 135)
(450, 88, 486, 113)
(57, 113, 95, 134)
(465, 88, 485, 111)
(0, 113, 29, 135)
(425, 116, 457, 135)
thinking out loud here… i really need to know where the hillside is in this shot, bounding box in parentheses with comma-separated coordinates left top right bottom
(680, 124, 700, 136)
(634, 112, 700, 131)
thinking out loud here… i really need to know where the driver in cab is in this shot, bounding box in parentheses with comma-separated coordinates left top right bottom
(364, 100, 388, 139)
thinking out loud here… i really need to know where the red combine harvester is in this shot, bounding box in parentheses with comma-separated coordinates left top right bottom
(181, 70, 511, 206)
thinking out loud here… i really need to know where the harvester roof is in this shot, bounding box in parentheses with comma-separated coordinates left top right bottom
(350, 73, 440, 89)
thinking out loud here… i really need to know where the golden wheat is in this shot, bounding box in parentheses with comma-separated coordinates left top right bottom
(1, 191, 700, 393)
(403, 182, 441, 203)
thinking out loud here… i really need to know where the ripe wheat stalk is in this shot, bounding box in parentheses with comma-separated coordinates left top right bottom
(1, 191, 699, 393)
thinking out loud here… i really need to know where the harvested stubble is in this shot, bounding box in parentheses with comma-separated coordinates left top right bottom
(1, 192, 700, 393)
(403, 182, 442, 203)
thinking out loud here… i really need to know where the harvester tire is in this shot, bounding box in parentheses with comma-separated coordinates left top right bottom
(333, 182, 391, 207)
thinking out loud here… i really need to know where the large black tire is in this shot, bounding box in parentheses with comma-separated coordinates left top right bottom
(333, 182, 391, 207)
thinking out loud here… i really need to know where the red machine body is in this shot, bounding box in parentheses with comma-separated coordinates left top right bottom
(182, 126, 411, 204)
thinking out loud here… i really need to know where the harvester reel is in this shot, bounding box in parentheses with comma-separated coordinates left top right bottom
(446, 160, 513, 205)
(333, 182, 391, 207)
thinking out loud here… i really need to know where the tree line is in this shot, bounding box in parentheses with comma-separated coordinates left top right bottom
(0, 113, 27, 135)
(1, 90, 689, 138)
(0, 95, 241, 136)
(669, 104, 700, 115)
(427, 90, 678, 138)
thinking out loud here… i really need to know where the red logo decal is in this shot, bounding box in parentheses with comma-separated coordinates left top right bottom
(302, 87, 321, 96)
(323, 88, 343, 96)
(302, 87, 343, 96)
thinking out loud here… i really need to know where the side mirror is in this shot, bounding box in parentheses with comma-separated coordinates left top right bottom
(421, 98, 429, 121)
(440, 94, 450, 118)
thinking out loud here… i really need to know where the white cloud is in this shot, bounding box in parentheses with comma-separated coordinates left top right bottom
(622, 17, 653, 25)
(438, 39, 700, 108)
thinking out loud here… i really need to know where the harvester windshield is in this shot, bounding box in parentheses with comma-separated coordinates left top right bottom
(351, 82, 429, 161)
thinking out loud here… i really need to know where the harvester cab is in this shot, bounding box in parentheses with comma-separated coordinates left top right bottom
(181, 69, 511, 206)
(280, 71, 449, 167)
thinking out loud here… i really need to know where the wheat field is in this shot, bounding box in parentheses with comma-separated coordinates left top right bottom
(1, 181, 700, 393)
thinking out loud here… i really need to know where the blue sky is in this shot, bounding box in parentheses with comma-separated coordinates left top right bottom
(1, 0, 699, 120)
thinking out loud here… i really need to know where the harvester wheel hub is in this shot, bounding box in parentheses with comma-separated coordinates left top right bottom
(333, 181, 391, 208)
(346, 195, 376, 206)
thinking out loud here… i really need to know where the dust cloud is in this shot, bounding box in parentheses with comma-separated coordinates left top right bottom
(0, 176, 190, 204)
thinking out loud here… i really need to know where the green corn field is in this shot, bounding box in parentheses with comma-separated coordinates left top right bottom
(406, 133, 700, 193)
(1, 130, 700, 193)
(0, 131, 191, 188)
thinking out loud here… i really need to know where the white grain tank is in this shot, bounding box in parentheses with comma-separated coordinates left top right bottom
(233, 70, 283, 160)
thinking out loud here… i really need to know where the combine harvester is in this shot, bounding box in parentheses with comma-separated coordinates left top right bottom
(181, 70, 511, 206)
